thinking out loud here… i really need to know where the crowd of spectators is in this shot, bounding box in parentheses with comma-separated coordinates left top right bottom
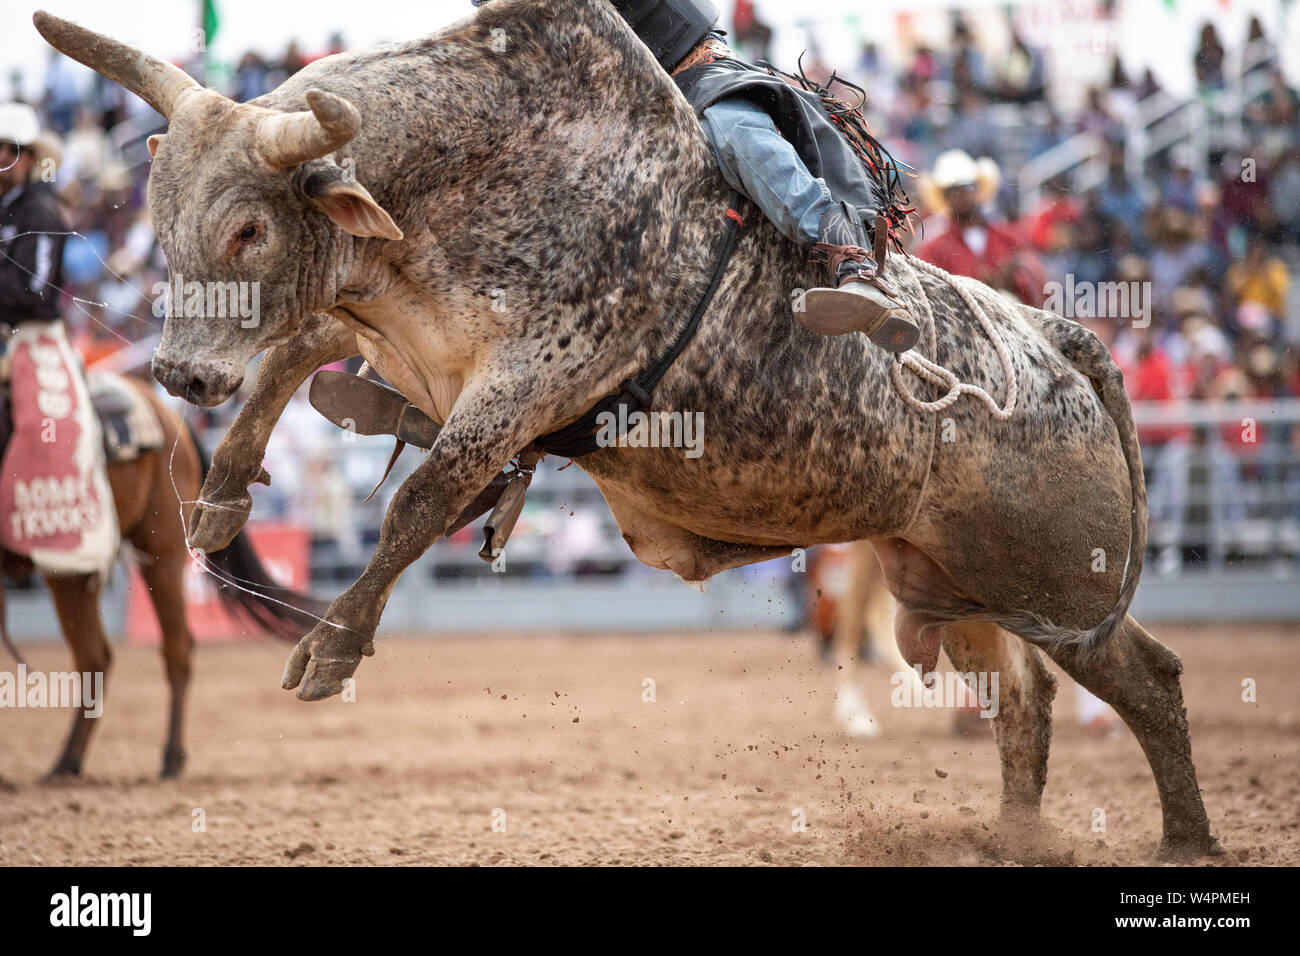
(819, 13, 1300, 406)
(782, 9, 1297, 566)
(6, 5, 1299, 571)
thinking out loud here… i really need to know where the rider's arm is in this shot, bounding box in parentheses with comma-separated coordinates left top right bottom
(0, 198, 66, 320)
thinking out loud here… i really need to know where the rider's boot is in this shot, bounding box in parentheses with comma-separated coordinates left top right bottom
(797, 202, 920, 353)
(309, 370, 439, 449)
(308, 369, 517, 536)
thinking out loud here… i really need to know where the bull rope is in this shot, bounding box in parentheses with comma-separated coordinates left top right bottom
(889, 256, 1018, 421)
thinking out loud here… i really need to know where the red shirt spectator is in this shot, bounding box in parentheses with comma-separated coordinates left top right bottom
(918, 219, 1049, 307)
(1025, 189, 1083, 251)
(1117, 339, 1191, 445)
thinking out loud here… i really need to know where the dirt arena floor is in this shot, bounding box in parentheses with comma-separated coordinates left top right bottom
(1, 623, 1296, 866)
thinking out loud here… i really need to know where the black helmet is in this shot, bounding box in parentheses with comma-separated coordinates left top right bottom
(472, 0, 719, 73)
(610, 0, 719, 71)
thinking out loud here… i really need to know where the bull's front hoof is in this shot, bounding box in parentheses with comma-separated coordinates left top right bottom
(188, 491, 253, 553)
(1155, 833, 1226, 863)
(281, 624, 375, 701)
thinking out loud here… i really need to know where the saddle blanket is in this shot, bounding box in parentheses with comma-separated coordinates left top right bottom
(87, 370, 166, 463)
(0, 321, 118, 577)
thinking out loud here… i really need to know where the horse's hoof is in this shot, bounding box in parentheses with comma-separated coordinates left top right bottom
(42, 767, 82, 785)
(161, 751, 186, 779)
(842, 712, 880, 738)
(833, 689, 881, 738)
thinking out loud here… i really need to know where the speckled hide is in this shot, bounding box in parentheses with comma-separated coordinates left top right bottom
(54, 0, 1137, 651)
(278, 3, 1133, 641)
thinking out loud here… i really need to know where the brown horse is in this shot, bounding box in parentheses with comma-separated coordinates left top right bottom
(0, 375, 320, 779)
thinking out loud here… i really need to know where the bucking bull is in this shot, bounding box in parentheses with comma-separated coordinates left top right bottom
(35, 0, 1221, 858)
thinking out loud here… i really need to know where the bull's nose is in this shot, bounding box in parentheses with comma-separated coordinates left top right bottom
(151, 353, 189, 396)
(151, 354, 242, 406)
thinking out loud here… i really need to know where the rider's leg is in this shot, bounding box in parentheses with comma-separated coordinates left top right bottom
(700, 97, 836, 245)
(700, 97, 918, 352)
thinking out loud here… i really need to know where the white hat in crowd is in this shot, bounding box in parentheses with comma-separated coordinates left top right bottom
(919, 149, 1001, 213)
(0, 102, 41, 146)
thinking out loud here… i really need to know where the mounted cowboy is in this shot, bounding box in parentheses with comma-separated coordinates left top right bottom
(475, 0, 919, 350)
(0, 102, 118, 582)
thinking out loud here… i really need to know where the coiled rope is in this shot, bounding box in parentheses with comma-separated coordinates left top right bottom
(889, 255, 1018, 420)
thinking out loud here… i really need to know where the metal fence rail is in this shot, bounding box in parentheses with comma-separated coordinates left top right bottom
(1131, 400, 1300, 572)
(6, 400, 1299, 641)
(214, 397, 1300, 629)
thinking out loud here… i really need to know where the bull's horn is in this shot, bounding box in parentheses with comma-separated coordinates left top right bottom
(32, 11, 199, 120)
(255, 89, 361, 170)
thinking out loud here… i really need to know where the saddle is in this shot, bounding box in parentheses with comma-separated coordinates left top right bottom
(85, 372, 167, 464)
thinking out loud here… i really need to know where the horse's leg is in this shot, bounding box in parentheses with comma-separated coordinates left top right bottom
(939, 621, 1057, 821)
(129, 387, 201, 778)
(136, 546, 193, 778)
(46, 574, 110, 778)
(859, 548, 902, 672)
(1041, 614, 1221, 860)
(831, 542, 882, 737)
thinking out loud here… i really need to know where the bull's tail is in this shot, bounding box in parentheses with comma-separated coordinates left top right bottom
(186, 423, 328, 640)
(989, 315, 1148, 653)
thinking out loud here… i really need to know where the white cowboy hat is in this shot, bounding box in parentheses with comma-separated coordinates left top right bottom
(0, 102, 41, 146)
(919, 149, 1001, 214)
(0, 102, 62, 179)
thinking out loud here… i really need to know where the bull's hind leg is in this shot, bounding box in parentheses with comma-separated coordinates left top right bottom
(45, 575, 111, 778)
(940, 622, 1057, 820)
(1043, 615, 1220, 860)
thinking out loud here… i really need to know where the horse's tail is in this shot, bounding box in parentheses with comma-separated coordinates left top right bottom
(989, 315, 1147, 654)
(185, 422, 327, 641)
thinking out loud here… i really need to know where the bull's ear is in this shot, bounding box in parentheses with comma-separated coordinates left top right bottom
(147, 134, 164, 157)
(304, 174, 403, 241)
